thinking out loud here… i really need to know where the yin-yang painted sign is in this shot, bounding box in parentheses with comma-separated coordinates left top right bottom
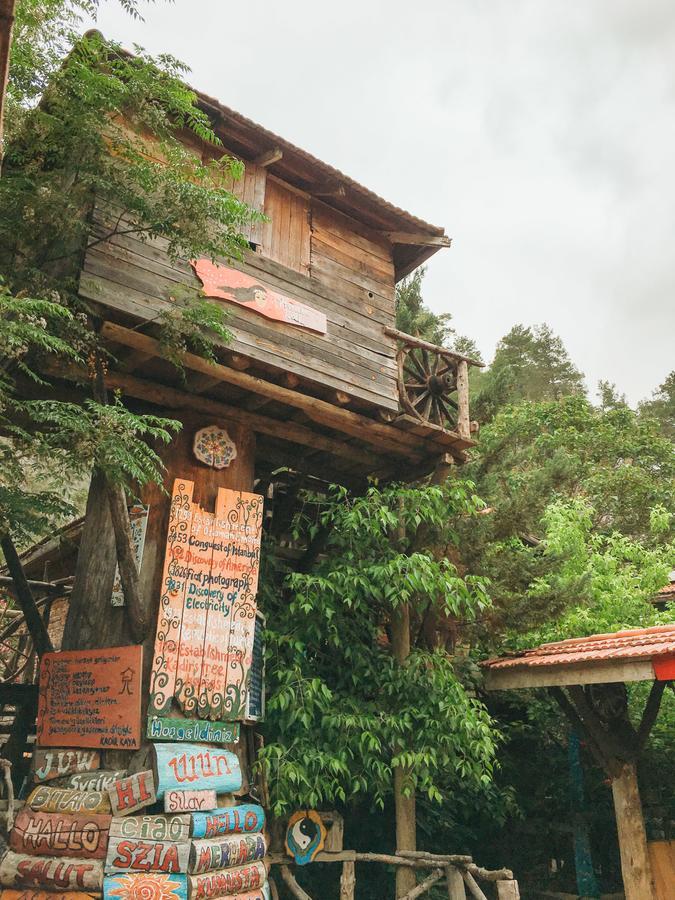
(284, 810, 326, 866)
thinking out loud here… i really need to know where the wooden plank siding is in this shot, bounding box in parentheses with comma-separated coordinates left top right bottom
(81, 196, 400, 411)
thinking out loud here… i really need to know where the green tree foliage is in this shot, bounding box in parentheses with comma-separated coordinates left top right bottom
(0, 20, 255, 543)
(475, 324, 585, 421)
(259, 481, 497, 815)
(640, 370, 675, 439)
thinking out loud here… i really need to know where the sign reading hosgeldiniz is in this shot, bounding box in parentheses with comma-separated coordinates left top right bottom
(148, 479, 263, 724)
(191, 260, 327, 334)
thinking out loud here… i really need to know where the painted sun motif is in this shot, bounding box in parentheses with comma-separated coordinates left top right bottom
(193, 425, 237, 469)
(107, 873, 184, 900)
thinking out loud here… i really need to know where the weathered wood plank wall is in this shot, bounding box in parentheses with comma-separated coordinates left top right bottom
(79, 165, 400, 411)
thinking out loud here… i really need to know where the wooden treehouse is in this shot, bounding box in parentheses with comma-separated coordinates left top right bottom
(63, 87, 480, 490)
(0, 60, 512, 900)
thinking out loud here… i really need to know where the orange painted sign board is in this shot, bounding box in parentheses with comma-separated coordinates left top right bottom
(36, 647, 142, 750)
(149, 480, 263, 723)
(191, 260, 327, 334)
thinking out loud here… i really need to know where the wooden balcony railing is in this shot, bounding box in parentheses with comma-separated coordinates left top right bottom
(385, 328, 484, 440)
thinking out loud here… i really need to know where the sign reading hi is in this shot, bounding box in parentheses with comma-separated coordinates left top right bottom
(149, 480, 263, 723)
(36, 647, 142, 750)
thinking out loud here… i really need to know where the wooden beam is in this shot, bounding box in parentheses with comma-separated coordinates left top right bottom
(384, 327, 484, 368)
(386, 232, 452, 248)
(0, 535, 53, 657)
(456, 360, 470, 440)
(100, 322, 432, 460)
(314, 181, 346, 198)
(254, 147, 283, 167)
(484, 658, 655, 691)
(47, 361, 383, 470)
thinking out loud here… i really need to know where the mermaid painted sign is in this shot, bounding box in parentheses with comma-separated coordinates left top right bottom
(191, 260, 327, 334)
(149, 479, 263, 723)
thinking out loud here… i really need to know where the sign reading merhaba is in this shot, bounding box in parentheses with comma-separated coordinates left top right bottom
(191, 260, 327, 334)
(36, 646, 142, 750)
(149, 480, 263, 722)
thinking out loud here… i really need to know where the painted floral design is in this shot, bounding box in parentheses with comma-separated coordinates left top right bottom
(107, 873, 185, 900)
(193, 425, 237, 469)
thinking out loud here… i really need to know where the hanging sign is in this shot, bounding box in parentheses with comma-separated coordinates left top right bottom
(10, 809, 112, 860)
(191, 260, 327, 334)
(33, 750, 100, 785)
(36, 646, 142, 750)
(107, 771, 156, 817)
(146, 717, 240, 745)
(245, 613, 265, 723)
(148, 480, 263, 723)
(0, 892, 98, 900)
(187, 861, 268, 900)
(111, 505, 148, 607)
(153, 744, 242, 799)
(285, 811, 326, 866)
(189, 834, 267, 874)
(26, 787, 110, 816)
(103, 872, 188, 900)
(164, 790, 216, 814)
(0, 852, 103, 893)
(191, 804, 265, 839)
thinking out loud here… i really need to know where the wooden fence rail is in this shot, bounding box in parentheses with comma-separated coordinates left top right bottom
(268, 849, 519, 900)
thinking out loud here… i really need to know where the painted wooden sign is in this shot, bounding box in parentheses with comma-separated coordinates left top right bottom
(109, 816, 190, 843)
(191, 260, 327, 334)
(191, 804, 265, 839)
(10, 809, 111, 859)
(149, 481, 264, 723)
(36, 646, 143, 750)
(193, 427, 237, 470)
(153, 744, 242, 799)
(164, 790, 216, 814)
(188, 861, 267, 900)
(190, 885, 269, 900)
(33, 750, 100, 784)
(27, 786, 111, 815)
(104, 837, 189, 875)
(65, 771, 127, 792)
(0, 891, 97, 900)
(0, 852, 103, 892)
(147, 716, 240, 745)
(111, 504, 149, 607)
(285, 810, 326, 866)
(103, 872, 187, 900)
(107, 771, 156, 817)
(189, 834, 267, 874)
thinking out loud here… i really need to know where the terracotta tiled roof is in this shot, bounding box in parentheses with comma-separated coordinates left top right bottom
(656, 581, 675, 600)
(482, 624, 675, 672)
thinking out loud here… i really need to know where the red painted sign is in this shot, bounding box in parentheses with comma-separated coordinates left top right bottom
(191, 260, 327, 334)
(653, 654, 675, 681)
(36, 647, 142, 750)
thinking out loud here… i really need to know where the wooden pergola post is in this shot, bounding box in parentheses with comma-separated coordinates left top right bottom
(483, 645, 673, 900)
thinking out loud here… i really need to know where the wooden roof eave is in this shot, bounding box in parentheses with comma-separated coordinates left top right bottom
(483, 658, 657, 691)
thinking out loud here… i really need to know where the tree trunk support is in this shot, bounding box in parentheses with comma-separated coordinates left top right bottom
(106, 479, 147, 642)
(339, 859, 355, 900)
(0, 534, 53, 657)
(445, 866, 466, 899)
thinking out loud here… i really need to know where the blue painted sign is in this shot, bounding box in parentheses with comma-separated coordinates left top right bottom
(189, 834, 267, 874)
(153, 744, 242, 799)
(103, 871, 187, 900)
(191, 804, 265, 839)
(147, 716, 240, 745)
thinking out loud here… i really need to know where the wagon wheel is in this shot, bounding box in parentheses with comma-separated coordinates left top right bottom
(396, 345, 459, 430)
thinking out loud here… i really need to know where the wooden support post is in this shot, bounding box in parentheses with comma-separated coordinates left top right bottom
(106, 479, 147, 643)
(611, 761, 655, 900)
(456, 360, 470, 440)
(400, 868, 444, 899)
(495, 881, 520, 899)
(339, 859, 355, 900)
(462, 870, 488, 900)
(0, 534, 53, 657)
(280, 866, 313, 900)
(445, 866, 466, 899)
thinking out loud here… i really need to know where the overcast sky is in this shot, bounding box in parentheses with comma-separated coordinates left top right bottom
(88, 0, 675, 404)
